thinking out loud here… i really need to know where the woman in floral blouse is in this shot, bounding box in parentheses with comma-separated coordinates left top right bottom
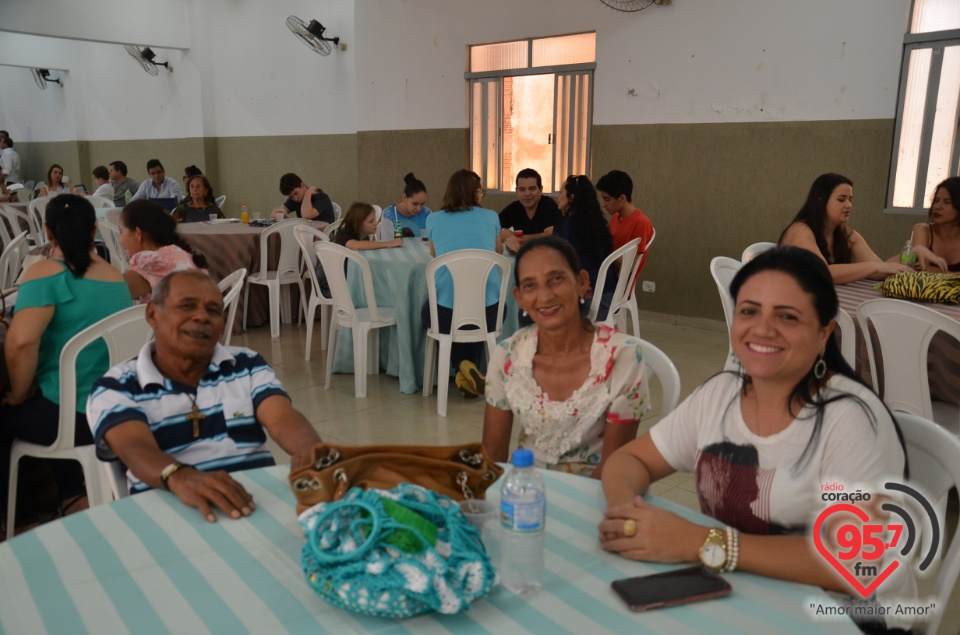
(482, 236, 650, 477)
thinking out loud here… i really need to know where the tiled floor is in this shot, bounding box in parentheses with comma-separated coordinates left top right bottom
(240, 318, 960, 635)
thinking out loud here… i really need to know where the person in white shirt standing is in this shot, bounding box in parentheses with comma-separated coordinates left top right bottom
(0, 136, 21, 185)
(129, 159, 182, 203)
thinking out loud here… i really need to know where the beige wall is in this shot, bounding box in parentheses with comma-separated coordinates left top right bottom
(14, 120, 919, 323)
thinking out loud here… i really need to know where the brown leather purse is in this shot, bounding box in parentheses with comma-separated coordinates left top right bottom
(289, 443, 504, 515)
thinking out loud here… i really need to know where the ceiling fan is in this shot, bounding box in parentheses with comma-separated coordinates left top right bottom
(286, 16, 340, 57)
(124, 45, 172, 76)
(32, 68, 61, 90)
(599, 0, 671, 12)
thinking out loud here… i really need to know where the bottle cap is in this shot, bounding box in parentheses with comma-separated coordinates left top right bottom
(511, 448, 534, 467)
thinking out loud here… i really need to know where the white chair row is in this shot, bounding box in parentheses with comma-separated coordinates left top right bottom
(242, 218, 309, 339)
(218, 267, 247, 347)
(97, 217, 129, 272)
(0, 231, 29, 289)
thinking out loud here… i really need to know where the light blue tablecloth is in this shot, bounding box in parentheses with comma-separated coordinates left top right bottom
(0, 466, 857, 634)
(332, 238, 520, 394)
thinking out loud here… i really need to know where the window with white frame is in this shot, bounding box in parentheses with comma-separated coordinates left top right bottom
(887, 0, 960, 213)
(467, 33, 596, 193)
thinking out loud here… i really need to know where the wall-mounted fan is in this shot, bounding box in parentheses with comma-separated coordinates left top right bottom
(124, 45, 172, 76)
(286, 16, 340, 56)
(599, 0, 671, 12)
(32, 68, 61, 90)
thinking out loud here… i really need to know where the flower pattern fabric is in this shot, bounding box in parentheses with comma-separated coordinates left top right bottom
(128, 244, 198, 302)
(486, 324, 650, 475)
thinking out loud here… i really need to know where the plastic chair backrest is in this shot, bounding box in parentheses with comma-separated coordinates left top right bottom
(257, 218, 311, 281)
(0, 231, 29, 289)
(0, 209, 13, 246)
(331, 202, 342, 221)
(645, 227, 656, 251)
(215, 195, 226, 210)
(639, 338, 681, 416)
(314, 241, 388, 324)
(27, 197, 48, 238)
(218, 268, 247, 345)
(424, 249, 511, 341)
(59, 305, 149, 451)
(372, 205, 383, 223)
(97, 217, 128, 271)
(857, 298, 960, 419)
(86, 195, 116, 210)
(893, 412, 960, 635)
(295, 225, 331, 300)
(834, 307, 856, 369)
(589, 238, 642, 324)
(710, 256, 742, 333)
(22, 180, 34, 194)
(740, 241, 777, 264)
(323, 218, 343, 239)
(4, 203, 42, 246)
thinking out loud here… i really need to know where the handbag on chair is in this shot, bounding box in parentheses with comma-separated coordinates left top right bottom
(288, 442, 503, 515)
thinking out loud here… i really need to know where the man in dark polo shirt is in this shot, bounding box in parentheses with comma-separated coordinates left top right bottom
(276, 173, 335, 222)
(498, 168, 562, 249)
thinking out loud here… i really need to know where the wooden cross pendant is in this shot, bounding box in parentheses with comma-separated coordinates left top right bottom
(186, 405, 205, 438)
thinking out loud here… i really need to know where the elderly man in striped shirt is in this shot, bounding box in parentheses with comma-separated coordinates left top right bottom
(88, 270, 322, 522)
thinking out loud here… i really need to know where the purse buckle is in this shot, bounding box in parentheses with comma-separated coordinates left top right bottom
(457, 448, 482, 467)
(457, 471, 473, 499)
(315, 448, 342, 470)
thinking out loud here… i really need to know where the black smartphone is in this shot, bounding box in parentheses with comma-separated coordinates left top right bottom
(611, 565, 732, 611)
(76, 184, 87, 193)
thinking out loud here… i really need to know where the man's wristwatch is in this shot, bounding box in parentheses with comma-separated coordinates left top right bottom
(159, 462, 191, 491)
(698, 528, 728, 571)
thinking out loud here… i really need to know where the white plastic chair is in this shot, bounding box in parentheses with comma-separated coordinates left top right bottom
(315, 242, 396, 398)
(215, 195, 226, 210)
(893, 412, 960, 635)
(740, 241, 777, 264)
(331, 202, 342, 221)
(639, 338, 681, 417)
(218, 268, 247, 346)
(373, 205, 383, 223)
(86, 195, 115, 210)
(422, 249, 512, 417)
(294, 225, 334, 359)
(710, 256, 743, 371)
(857, 299, 960, 434)
(0, 210, 12, 247)
(7, 304, 150, 537)
(0, 231, 29, 289)
(26, 197, 49, 244)
(617, 229, 655, 337)
(242, 218, 310, 338)
(834, 307, 856, 369)
(588, 237, 641, 326)
(97, 217, 128, 273)
(2, 203, 43, 247)
(323, 219, 343, 239)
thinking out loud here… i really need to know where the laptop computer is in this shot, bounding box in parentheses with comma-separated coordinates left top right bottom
(154, 197, 178, 213)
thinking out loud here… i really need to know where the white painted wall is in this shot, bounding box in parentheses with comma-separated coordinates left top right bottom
(0, 0, 910, 142)
(356, 0, 910, 130)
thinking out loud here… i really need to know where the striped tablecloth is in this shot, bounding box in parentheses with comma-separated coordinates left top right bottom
(332, 239, 520, 394)
(178, 220, 326, 334)
(0, 465, 855, 634)
(836, 279, 960, 404)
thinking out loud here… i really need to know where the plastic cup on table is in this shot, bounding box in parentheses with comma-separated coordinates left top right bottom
(209, 214, 217, 221)
(458, 499, 498, 531)
(253, 211, 262, 220)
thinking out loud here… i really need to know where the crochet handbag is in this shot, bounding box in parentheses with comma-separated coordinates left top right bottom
(298, 483, 497, 618)
(288, 443, 503, 514)
(880, 271, 960, 304)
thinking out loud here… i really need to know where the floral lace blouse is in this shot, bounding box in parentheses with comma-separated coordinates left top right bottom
(486, 324, 651, 475)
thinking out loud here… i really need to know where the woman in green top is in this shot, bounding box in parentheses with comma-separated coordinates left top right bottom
(1, 194, 132, 529)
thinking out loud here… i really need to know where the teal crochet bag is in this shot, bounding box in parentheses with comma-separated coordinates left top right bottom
(298, 483, 498, 618)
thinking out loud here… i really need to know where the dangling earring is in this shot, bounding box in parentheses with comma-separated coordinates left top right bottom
(521, 309, 528, 317)
(813, 353, 827, 380)
(579, 296, 585, 305)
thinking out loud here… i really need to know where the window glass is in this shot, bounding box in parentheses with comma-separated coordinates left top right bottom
(470, 41, 527, 73)
(532, 33, 596, 67)
(912, 0, 960, 34)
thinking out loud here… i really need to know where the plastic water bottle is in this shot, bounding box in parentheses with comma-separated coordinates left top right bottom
(124, 191, 132, 204)
(499, 448, 545, 595)
(900, 239, 917, 267)
(240, 202, 249, 224)
(394, 218, 403, 239)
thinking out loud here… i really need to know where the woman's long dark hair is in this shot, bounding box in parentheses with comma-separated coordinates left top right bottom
(46, 163, 64, 188)
(728, 246, 903, 472)
(778, 173, 854, 264)
(121, 199, 208, 268)
(560, 175, 613, 266)
(45, 194, 96, 277)
(929, 176, 960, 228)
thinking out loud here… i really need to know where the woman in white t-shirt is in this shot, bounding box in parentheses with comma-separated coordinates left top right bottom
(600, 246, 916, 632)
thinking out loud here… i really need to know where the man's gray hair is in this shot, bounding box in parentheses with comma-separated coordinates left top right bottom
(151, 269, 217, 306)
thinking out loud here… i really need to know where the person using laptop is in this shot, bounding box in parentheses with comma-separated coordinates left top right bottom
(130, 159, 182, 211)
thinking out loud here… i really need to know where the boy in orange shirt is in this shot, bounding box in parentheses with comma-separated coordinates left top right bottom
(596, 170, 654, 275)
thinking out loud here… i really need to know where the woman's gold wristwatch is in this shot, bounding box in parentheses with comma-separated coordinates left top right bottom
(698, 528, 728, 571)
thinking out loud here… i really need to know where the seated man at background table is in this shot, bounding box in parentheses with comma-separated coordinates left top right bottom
(276, 172, 335, 222)
(88, 270, 322, 522)
(129, 159, 182, 208)
(109, 160, 139, 206)
(498, 168, 562, 252)
(597, 169, 654, 272)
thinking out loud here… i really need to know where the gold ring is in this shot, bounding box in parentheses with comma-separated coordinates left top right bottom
(623, 519, 637, 537)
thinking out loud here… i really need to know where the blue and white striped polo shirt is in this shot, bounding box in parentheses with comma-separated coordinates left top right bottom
(89, 342, 287, 493)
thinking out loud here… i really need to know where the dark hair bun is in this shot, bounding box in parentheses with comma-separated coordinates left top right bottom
(404, 172, 417, 184)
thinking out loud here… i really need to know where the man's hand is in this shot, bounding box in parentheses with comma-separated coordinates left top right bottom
(167, 467, 255, 523)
